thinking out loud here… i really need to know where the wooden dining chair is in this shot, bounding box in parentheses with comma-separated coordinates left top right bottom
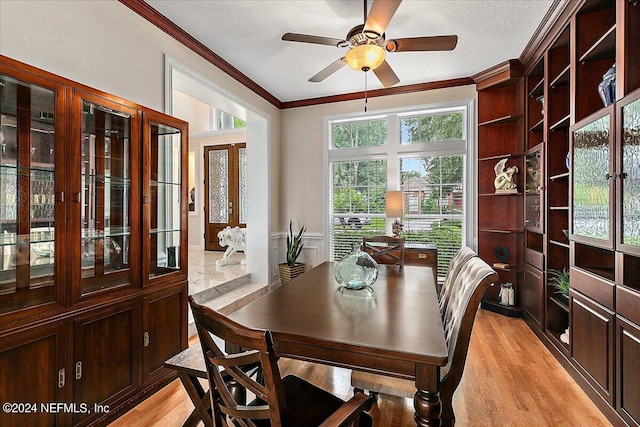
(438, 246, 478, 314)
(351, 256, 497, 427)
(362, 236, 405, 266)
(189, 296, 373, 427)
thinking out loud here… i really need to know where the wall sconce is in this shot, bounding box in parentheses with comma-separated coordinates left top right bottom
(385, 190, 404, 237)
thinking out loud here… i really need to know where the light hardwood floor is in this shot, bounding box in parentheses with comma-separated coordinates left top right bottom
(110, 309, 612, 427)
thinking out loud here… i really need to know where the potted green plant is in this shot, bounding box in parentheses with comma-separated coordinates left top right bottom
(278, 219, 306, 284)
(549, 268, 570, 305)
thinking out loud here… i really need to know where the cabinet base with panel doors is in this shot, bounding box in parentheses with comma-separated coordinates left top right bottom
(0, 55, 188, 426)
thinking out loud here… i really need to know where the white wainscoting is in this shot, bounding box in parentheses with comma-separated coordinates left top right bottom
(269, 233, 326, 286)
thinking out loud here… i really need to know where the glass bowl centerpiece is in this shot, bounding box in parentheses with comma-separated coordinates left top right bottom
(334, 243, 378, 290)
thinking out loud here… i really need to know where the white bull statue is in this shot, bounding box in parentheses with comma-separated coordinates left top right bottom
(216, 226, 247, 267)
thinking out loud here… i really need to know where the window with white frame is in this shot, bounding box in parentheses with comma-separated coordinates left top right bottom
(328, 103, 472, 282)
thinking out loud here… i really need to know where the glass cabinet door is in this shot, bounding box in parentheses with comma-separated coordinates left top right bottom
(618, 90, 640, 254)
(571, 107, 615, 249)
(0, 73, 63, 314)
(143, 112, 187, 284)
(525, 145, 543, 231)
(77, 94, 139, 296)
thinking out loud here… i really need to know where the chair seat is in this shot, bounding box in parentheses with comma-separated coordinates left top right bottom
(351, 371, 415, 399)
(249, 375, 372, 427)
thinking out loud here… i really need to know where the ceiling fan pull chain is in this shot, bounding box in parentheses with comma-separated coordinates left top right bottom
(364, 71, 368, 112)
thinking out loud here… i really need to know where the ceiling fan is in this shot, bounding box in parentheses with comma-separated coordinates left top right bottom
(282, 0, 458, 88)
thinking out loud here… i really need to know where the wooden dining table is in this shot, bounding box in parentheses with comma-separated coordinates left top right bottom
(228, 261, 448, 426)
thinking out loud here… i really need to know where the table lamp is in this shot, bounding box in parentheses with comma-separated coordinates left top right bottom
(386, 191, 404, 237)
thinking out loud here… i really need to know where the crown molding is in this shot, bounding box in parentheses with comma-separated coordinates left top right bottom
(519, 0, 579, 70)
(472, 59, 524, 90)
(280, 77, 474, 109)
(119, 0, 284, 108)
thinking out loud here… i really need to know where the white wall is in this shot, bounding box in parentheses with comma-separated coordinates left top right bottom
(279, 85, 477, 233)
(0, 0, 281, 232)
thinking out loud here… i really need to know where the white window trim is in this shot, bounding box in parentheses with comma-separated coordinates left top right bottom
(323, 99, 475, 261)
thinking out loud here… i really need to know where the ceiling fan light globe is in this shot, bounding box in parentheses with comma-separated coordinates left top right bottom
(345, 44, 386, 71)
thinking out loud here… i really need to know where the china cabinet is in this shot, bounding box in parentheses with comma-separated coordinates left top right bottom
(0, 55, 188, 426)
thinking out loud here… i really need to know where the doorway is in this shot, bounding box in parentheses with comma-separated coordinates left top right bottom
(204, 143, 247, 251)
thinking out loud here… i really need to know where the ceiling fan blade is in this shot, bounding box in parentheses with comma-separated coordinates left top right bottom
(309, 58, 347, 82)
(282, 33, 344, 47)
(387, 35, 458, 52)
(373, 60, 400, 87)
(364, 0, 402, 37)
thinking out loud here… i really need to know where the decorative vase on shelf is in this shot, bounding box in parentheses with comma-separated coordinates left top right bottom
(597, 63, 616, 107)
(536, 95, 544, 116)
(334, 243, 378, 290)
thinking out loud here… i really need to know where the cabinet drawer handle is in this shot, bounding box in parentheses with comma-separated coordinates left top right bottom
(58, 368, 65, 388)
(418, 254, 427, 259)
(75, 361, 82, 380)
(144, 332, 150, 347)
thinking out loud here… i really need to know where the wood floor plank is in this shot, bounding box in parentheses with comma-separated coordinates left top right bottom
(109, 309, 612, 427)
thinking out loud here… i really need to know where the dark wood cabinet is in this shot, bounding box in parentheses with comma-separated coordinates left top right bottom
(72, 300, 141, 426)
(616, 315, 640, 427)
(570, 290, 615, 406)
(523, 263, 544, 328)
(0, 321, 69, 426)
(142, 284, 188, 384)
(0, 55, 188, 426)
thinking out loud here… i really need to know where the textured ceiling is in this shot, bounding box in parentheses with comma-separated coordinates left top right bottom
(146, 0, 555, 103)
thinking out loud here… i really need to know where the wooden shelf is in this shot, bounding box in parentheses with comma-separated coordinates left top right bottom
(550, 114, 570, 131)
(478, 115, 522, 127)
(529, 118, 544, 133)
(549, 294, 569, 313)
(549, 65, 571, 88)
(478, 192, 522, 197)
(478, 228, 523, 234)
(478, 153, 522, 162)
(549, 239, 570, 249)
(481, 300, 523, 317)
(529, 78, 544, 98)
(578, 25, 616, 64)
(549, 172, 569, 181)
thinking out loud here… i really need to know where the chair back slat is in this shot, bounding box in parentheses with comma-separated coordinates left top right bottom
(189, 296, 286, 425)
(362, 236, 405, 266)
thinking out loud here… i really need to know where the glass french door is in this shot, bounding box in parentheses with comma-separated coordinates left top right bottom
(74, 92, 140, 298)
(204, 143, 246, 251)
(0, 72, 64, 314)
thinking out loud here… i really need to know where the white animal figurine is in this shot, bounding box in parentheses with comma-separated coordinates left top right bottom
(494, 158, 519, 192)
(216, 226, 247, 267)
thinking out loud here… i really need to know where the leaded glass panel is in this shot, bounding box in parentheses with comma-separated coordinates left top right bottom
(208, 149, 228, 223)
(572, 114, 611, 242)
(239, 147, 247, 223)
(621, 97, 640, 248)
